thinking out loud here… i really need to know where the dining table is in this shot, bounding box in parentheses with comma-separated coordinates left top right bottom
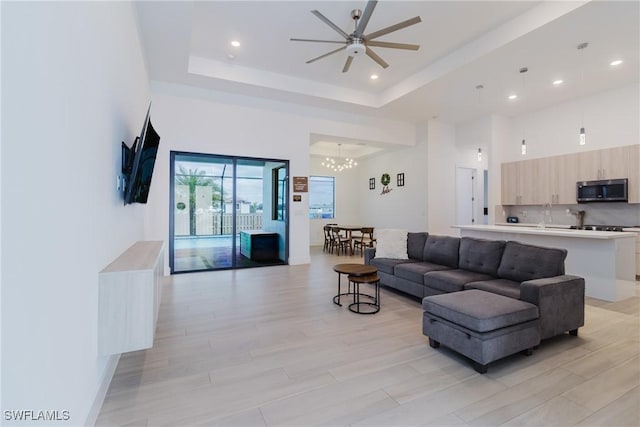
(335, 225, 365, 255)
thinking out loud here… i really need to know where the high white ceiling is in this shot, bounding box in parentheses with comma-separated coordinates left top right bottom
(135, 0, 639, 156)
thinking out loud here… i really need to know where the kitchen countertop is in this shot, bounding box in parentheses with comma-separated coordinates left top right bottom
(455, 224, 637, 239)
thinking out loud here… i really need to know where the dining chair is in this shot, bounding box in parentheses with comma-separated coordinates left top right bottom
(353, 227, 376, 256)
(322, 225, 333, 252)
(330, 226, 350, 255)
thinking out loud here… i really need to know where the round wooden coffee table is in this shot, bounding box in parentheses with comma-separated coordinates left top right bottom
(348, 273, 381, 314)
(332, 263, 377, 307)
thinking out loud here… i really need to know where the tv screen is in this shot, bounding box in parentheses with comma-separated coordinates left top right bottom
(124, 107, 160, 204)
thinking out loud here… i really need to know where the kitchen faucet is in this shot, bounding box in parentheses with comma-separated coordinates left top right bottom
(539, 202, 553, 228)
(568, 209, 586, 228)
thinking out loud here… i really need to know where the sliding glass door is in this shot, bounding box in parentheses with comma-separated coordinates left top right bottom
(170, 152, 288, 273)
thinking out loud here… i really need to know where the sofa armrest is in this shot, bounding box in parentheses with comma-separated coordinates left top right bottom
(520, 275, 585, 340)
(364, 247, 376, 265)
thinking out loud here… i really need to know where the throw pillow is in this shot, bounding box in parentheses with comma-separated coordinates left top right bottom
(374, 229, 409, 259)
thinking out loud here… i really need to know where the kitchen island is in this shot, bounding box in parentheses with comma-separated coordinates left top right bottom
(454, 224, 637, 302)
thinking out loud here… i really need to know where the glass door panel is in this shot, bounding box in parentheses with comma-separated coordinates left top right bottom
(171, 154, 234, 272)
(170, 152, 288, 273)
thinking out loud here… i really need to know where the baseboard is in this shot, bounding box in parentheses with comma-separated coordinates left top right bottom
(85, 353, 120, 426)
(288, 256, 311, 265)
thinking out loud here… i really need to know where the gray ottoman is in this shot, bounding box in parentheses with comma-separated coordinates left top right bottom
(422, 289, 540, 373)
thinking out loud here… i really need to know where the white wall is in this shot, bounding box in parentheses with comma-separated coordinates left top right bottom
(2, 2, 149, 424)
(427, 120, 458, 235)
(454, 117, 491, 225)
(309, 122, 431, 245)
(358, 124, 429, 232)
(489, 115, 511, 224)
(145, 83, 416, 265)
(454, 84, 640, 225)
(501, 83, 639, 162)
(309, 157, 361, 246)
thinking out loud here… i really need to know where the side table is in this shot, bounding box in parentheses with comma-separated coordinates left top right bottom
(348, 273, 381, 314)
(332, 263, 377, 307)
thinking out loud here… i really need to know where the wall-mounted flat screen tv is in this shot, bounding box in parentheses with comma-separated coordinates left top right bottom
(123, 105, 160, 204)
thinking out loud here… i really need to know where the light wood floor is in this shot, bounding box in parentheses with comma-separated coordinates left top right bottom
(97, 247, 640, 426)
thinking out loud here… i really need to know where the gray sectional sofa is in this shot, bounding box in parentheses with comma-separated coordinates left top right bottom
(364, 233, 585, 340)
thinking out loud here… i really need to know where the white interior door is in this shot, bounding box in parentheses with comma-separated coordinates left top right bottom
(456, 167, 476, 225)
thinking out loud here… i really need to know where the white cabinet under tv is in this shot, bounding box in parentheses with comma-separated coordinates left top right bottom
(98, 241, 164, 355)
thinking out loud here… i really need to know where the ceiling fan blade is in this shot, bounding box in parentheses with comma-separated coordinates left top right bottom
(311, 10, 350, 40)
(355, 0, 378, 38)
(365, 16, 422, 40)
(366, 47, 389, 69)
(342, 56, 354, 73)
(306, 45, 347, 64)
(367, 40, 420, 50)
(290, 38, 346, 44)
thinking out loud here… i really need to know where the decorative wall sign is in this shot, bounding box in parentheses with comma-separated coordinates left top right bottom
(380, 173, 392, 195)
(369, 178, 375, 190)
(293, 194, 302, 202)
(397, 173, 405, 187)
(292, 176, 308, 192)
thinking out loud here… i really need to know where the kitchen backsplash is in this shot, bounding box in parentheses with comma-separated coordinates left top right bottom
(498, 203, 640, 227)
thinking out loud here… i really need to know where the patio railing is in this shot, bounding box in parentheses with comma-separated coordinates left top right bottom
(175, 212, 263, 236)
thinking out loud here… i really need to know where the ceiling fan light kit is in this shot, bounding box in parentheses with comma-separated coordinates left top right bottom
(291, 0, 421, 73)
(346, 40, 366, 57)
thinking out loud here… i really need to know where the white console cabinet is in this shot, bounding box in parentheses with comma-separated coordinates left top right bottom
(98, 241, 164, 355)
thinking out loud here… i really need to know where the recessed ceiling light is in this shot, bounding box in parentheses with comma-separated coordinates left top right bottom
(370, 74, 379, 80)
(553, 79, 563, 85)
(230, 40, 241, 48)
(610, 59, 623, 66)
(508, 94, 518, 100)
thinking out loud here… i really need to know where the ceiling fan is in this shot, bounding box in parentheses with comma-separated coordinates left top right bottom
(290, 0, 421, 73)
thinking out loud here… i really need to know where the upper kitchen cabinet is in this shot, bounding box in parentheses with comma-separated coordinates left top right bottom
(501, 159, 547, 205)
(577, 146, 630, 181)
(500, 145, 637, 206)
(626, 144, 639, 204)
(501, 161, 520, 205)
(548, 154, 579, 204)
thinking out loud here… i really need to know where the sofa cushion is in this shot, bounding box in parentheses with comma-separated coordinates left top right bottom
(465, 279, 522, 299)
(407, 232, 429, 260)
(422, 289, 539, 333)
(458, 237, 506, 276)
(497, 241, 567, 282)
(423, 235, 460, 268)
(374, 229, 408, 259)
(425, 269, 496, 293)
(370, 257, 415, 275)
(395, 262, 449, 283)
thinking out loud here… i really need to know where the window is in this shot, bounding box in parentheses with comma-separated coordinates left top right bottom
(309, 176, 335, 219)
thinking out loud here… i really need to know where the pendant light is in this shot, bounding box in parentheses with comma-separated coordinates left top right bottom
(320, 143, 358, 172)
(520, 67, 528, 155)
(577, 42, 588, 145)
(476, 84, 484, 161)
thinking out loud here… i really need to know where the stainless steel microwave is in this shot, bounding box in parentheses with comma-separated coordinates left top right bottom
(577, 178, 628, 203)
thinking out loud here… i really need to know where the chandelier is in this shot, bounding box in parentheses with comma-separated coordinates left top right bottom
(321, 143, 358, 172)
